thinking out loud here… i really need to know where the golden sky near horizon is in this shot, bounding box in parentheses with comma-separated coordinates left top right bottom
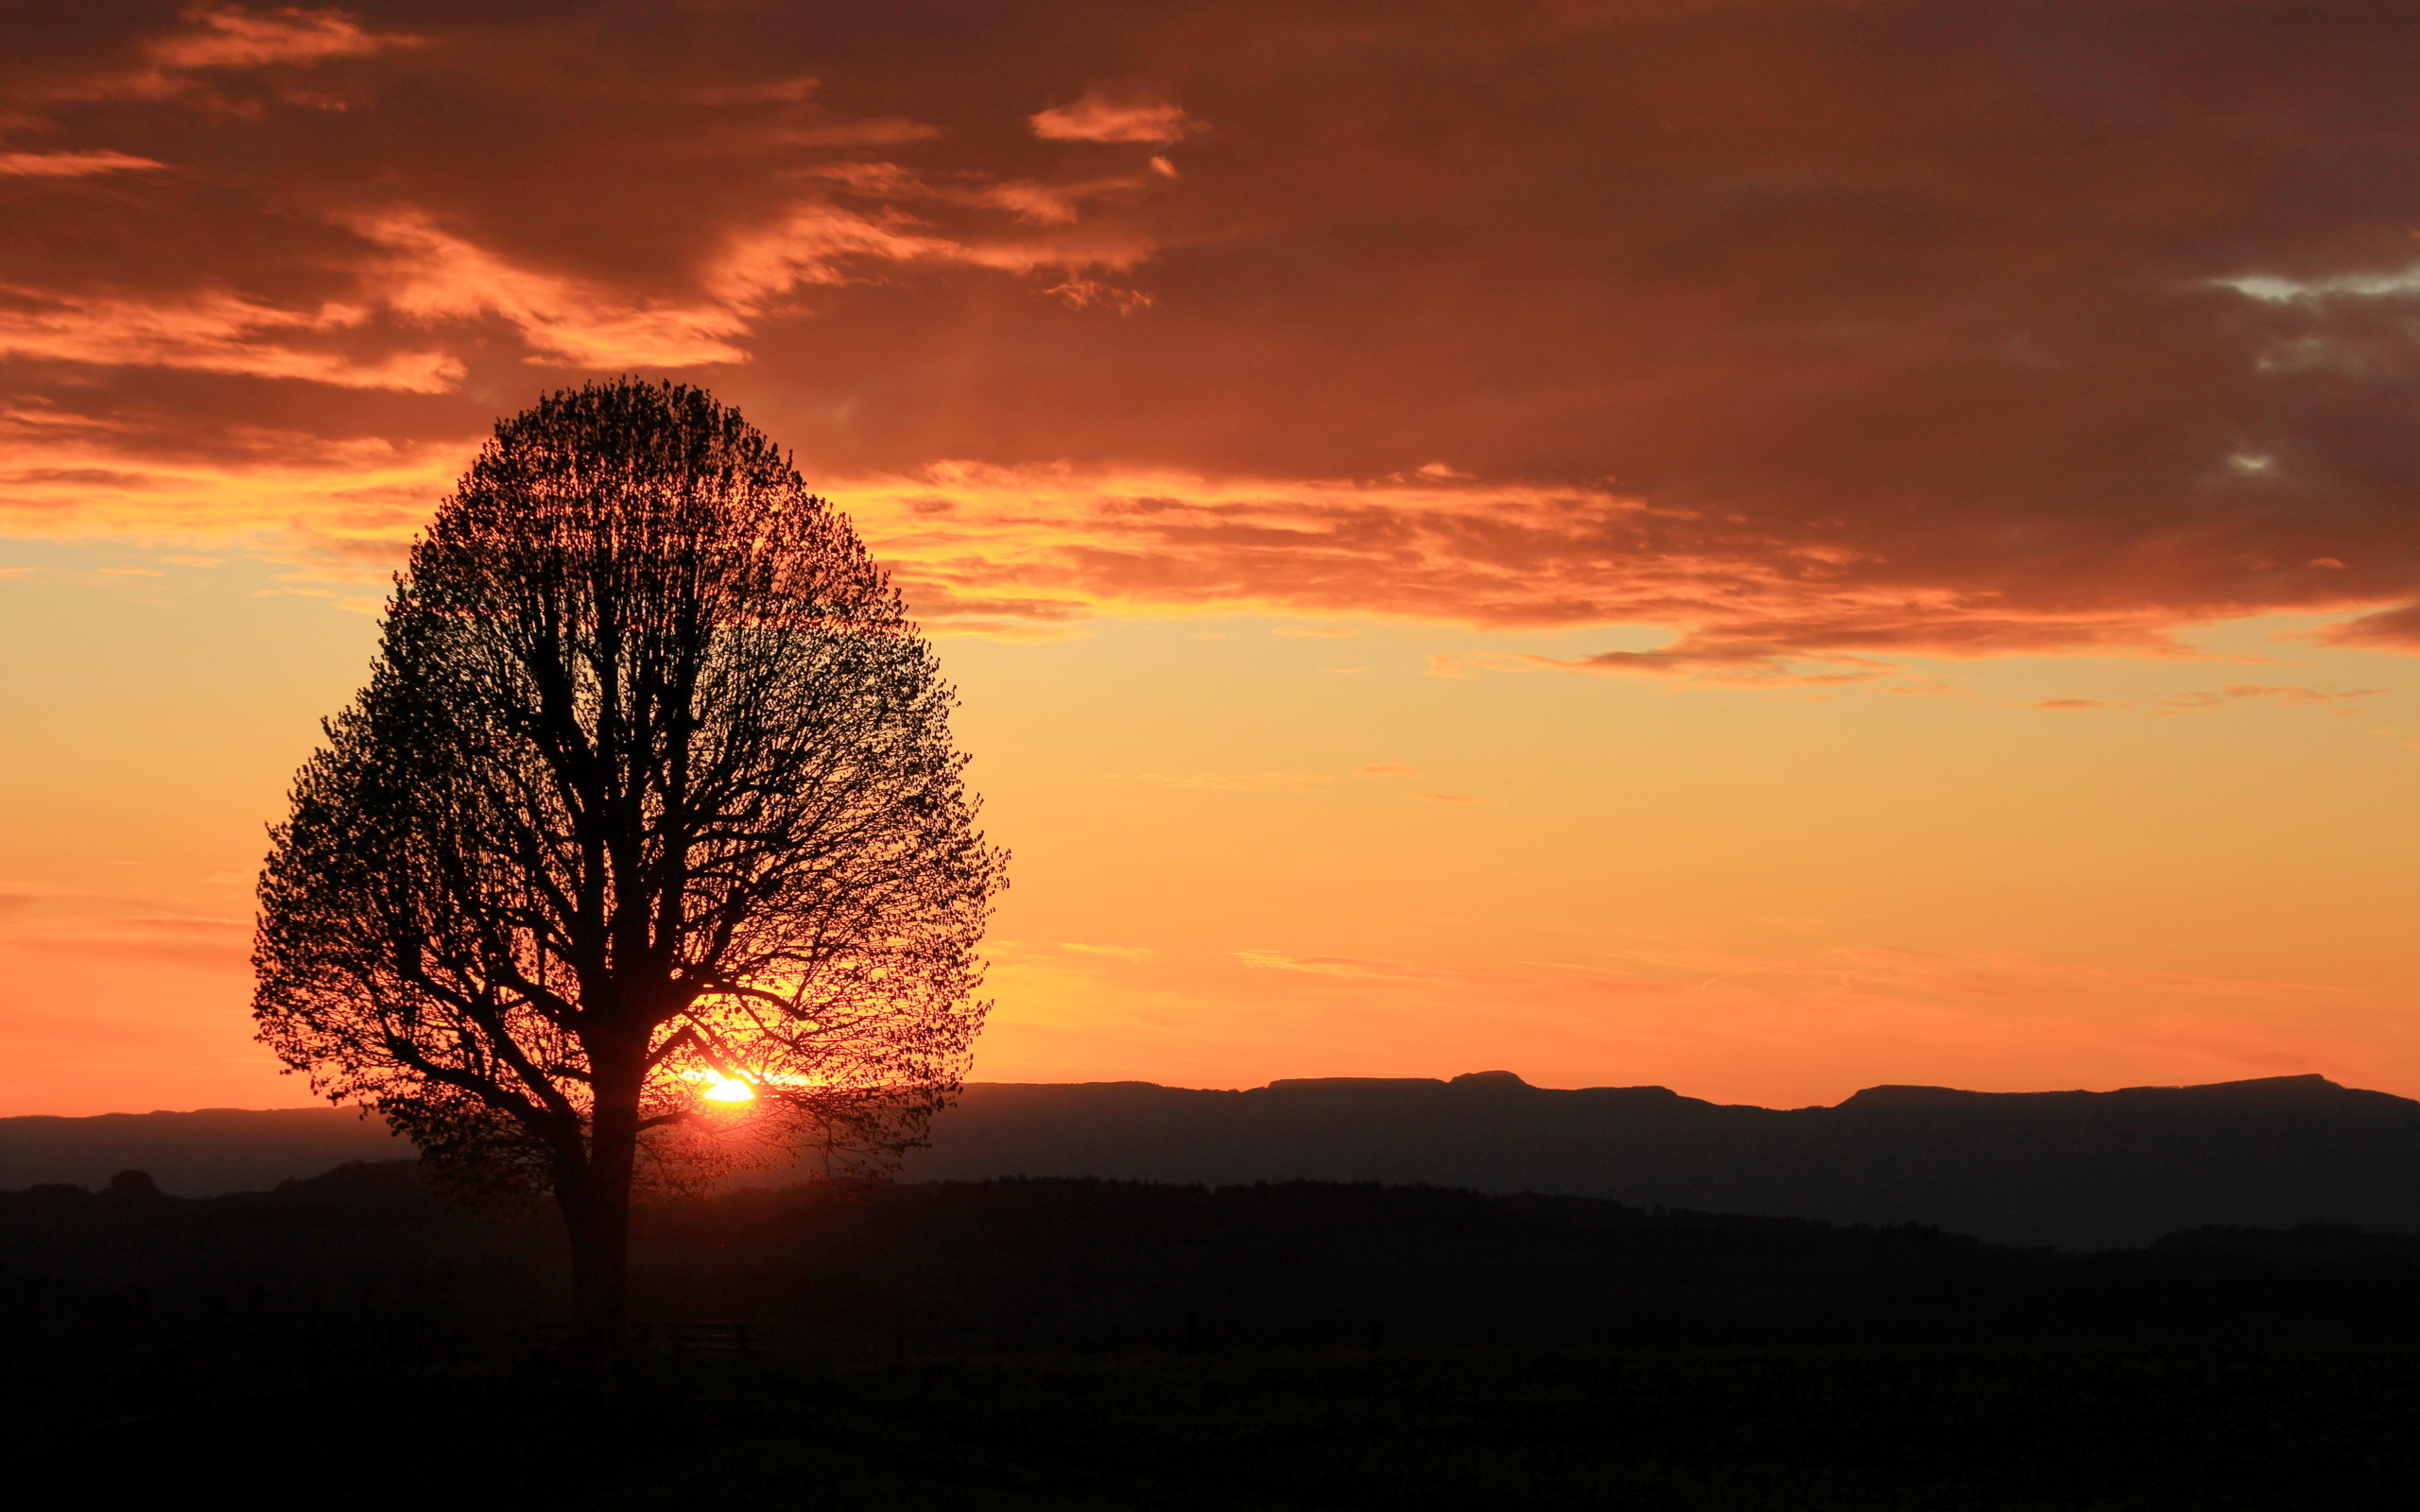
(4, 1, 2419, 1115)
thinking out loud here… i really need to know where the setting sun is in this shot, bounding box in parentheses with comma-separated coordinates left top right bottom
(701, 1076, 756, 1106)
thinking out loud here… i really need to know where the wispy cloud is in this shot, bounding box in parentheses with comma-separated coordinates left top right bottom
(1062, 941, 1157, 963)
(362, 209, 755, 369)
(1233, 948, 1410, 979)
(1132, 771, 1329, 792)
(2155, 684, 2386, 713)
(0, 912, 249, 970)
(1029, 90, 1204, 145)
(26, 4, 421, 109)
(0, 150, 164, 177)
(146, 6, 399, 72)
(0, 283, 459, 390)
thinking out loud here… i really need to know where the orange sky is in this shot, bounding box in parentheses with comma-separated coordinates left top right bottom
(4, 2, 2418, 1115)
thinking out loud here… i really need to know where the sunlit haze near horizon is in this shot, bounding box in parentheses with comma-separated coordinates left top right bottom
(5, 2, 2419, 1116)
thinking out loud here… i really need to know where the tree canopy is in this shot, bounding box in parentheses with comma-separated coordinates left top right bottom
(252, 379, 1005, 1339)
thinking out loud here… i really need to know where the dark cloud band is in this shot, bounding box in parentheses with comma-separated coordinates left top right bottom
(5, 1, 2418, 660)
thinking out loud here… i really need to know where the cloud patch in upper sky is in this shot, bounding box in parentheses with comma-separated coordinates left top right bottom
(2156, 683, 2385, 713)
(145, 7, 397, 73)
(0, 149, 164, 177)
(1132, 771, 1328, 792)
(2320, 601, 2420, 651)
(148, 6, 389, 70)
(1028, 89, 1203, 144)
(20, 3, 419, 111)
(1062, 941, 1157, 963)
(7, 2, 2420, 666)
(1232, 948, 1409, 979)
(0, 283, 461, 391)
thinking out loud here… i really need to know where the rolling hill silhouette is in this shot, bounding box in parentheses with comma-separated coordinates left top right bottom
(0, 1106, 403, 1196)
(8, 1072, 2415, 1247)
(898, 1072, 2420, 1247)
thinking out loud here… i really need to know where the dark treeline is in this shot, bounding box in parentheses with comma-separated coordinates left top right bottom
(11, 1161, 2420, 1380)
(626, 1178, 2420, 1357)
(15, 1165, 2420, 1508)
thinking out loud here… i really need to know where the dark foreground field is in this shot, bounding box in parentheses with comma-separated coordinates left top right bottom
(26, 1349, 2420, 1509)
(10, 1165, 2420, 1507)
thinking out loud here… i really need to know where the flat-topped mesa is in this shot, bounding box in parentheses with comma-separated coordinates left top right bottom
(1835, 1074, 2365, 1111)
(1253, 1071, 1537, 1098)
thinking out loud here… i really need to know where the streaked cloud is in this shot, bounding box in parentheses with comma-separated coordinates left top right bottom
(2218, 264, 2420, 305)
(2322, 601, 2420, 650)
(1132, 771, 1329, 792)
(1029, 89, 1203, 144)
(2155, 683, 2386, 713)
(0, 399, 470, 558)
(26, 4, 420, 110)
(1232, 949, 1410, 979)
(1, 1, 2418, 670)
(362, 209, 756, 369)
(2217, 683, 2382, 703)
(0, 149, 164, 177)
(0, 283, 460, 391)
(145, 7, 396, 72)
(1061, 941, 1157, 963)
(0, 911, 249, 970)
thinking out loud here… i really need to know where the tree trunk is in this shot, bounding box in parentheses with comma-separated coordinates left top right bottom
(562, 1189, 629, 1360)
(562, 1057, 644, 1362)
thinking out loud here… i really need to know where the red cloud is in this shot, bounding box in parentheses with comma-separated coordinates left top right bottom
(0, 282, 460, 390)
(6, 3, 2420, 665)
(1029, 89, 1203, 144)
(145, 8, 392, 72)
(0, 149, 164, 177)
(2321, 601, 2420, 651)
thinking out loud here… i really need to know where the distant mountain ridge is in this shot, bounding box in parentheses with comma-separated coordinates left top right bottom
(0, 1106, 403, 1198)
(900, 1071, 2420, 1247)
(8, 1072, 2417, 1247)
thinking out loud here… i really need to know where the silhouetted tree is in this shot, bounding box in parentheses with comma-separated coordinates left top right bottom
(253, 380, 1005, 1350)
